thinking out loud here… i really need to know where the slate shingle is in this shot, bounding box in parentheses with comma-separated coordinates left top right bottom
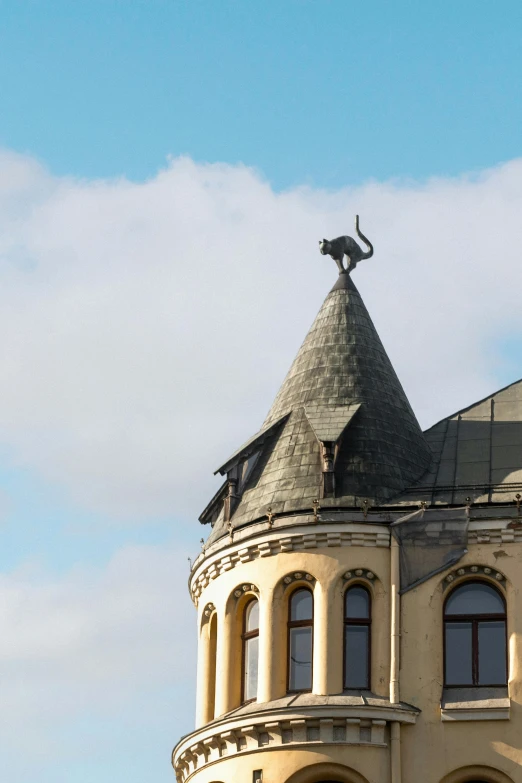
(209, 273, 433, 535)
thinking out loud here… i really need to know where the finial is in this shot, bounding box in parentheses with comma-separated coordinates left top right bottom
(312, 499, 321, 522)
(200, 538, 205, 549)
(508, 494, 522, 529)
(361, 499, 371, 519)
(266, 506, 275, 527)
(227, 520, 234, 540)
(420, 500, 428, 510)
(318, 215, 373, 275)
(188, 556, 192, 570)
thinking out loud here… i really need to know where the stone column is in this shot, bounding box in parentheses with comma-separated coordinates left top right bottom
(257, 587, 275, 703)
(507, 581, 521, 702)
(326, 578, 343, 694)
(214, 607, 234, 717)
(195, 618, 212, 727)
(312, 581, 328, 695)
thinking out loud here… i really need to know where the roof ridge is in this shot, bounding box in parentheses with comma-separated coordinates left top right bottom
(424, 376, 522, 433)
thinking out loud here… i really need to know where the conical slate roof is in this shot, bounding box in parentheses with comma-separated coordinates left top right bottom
(209, 273, 432, 535)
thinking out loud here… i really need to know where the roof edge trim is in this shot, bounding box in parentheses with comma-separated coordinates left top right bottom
(425, 376, 522, 435)
(214, 412, 290, 476)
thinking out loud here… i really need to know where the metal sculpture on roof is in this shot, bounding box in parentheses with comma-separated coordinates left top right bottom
(319, 214, 373, 275)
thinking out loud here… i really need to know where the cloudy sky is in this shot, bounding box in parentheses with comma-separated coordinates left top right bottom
(1, 2, 522, 782)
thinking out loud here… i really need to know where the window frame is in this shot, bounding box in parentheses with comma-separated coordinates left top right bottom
(443, 580, 507, 688)
(343, 584, 372, 691)
(241, 597, 259, 704)
(286, 587, 314, 694)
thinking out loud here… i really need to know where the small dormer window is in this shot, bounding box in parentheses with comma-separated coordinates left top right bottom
(238, 450, 260, 494)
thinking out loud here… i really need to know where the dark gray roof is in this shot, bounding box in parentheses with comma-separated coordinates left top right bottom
(207, 273, 432, 539)
(304, 403, 361, 443)
(396, 378, 522, 506)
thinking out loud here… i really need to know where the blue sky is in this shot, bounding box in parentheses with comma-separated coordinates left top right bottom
(1, 3, 522, 783)
(2, 0, 522, 188)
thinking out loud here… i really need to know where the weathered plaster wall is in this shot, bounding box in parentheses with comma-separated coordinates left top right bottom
(175, 524, 522, 783)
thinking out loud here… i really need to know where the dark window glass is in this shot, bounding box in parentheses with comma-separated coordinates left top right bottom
(345, 626, 369, 688)
(238, 450, 260, 492)
(444, 582, 507, 687)
(242, 599, 259, 702)
(344, 586, 371, 690)
(478, 621, 507, 685)
(345, 585, 370, 619)
(288, 589, 313, 692)
(445, 621, 473, 686)
(290, 589, 313, 622)
(445, 582, 504, 615)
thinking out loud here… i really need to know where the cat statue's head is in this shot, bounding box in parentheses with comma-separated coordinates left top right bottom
(319, 239, 330, 255)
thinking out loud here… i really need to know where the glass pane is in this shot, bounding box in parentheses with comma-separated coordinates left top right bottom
(289, 626, 312, 690)
(245, 600, 259, 632)
(344, 625, 369, 688)
(445, 621, 473, 685)
(243, 635, 259, 701)
(445, 583, 504, 616)
(290, 589, 313, 621)
(345, 586, 370, 619)
(478, 621, 507, 685)
(239, 451, 260, 490)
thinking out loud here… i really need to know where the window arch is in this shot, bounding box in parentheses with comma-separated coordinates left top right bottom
(444, 581, 507, 687)
(287, 588, 313, 692)
(344, 585, 371, 689)
(439, 765, 515, 783)
(241, 598, 259, 703)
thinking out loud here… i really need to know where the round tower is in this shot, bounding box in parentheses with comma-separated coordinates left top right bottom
(172, 238, 522, 783)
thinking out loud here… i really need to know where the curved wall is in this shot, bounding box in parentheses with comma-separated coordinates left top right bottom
(174, 517, 522, 783)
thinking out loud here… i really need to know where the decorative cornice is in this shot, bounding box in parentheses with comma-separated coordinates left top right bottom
(191, 519, 522, 605)
(442, 564, 506, 590)
(232, 583, 259, 600)
(172, 702, 418, 783)
(190, 523, 390, 605)
(343, 569, 377, 583)
(281, 571, 316, 588)
(467, 526, 522, 545)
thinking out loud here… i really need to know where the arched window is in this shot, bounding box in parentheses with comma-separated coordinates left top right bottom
(242, 599, 259, 702)
(344, 585, 371, 689)
(288, 588, 313, 692)
(444, 581, 507, 687)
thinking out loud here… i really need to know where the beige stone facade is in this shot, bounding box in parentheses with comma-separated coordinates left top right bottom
(172, 271, 522, 783)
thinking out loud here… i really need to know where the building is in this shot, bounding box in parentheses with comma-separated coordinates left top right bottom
(172, 238, 522, 783)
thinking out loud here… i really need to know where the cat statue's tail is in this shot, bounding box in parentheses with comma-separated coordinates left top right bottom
(355, 215, 373, 259)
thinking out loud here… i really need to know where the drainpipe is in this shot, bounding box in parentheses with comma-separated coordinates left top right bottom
(390, 532, 400, 704)
(390, 722, 401, 783)
(390, 530, 401, 783)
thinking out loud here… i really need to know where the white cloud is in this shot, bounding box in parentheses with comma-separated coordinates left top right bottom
(0, 544, 195, 775)
(0, 150, 521, 519)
